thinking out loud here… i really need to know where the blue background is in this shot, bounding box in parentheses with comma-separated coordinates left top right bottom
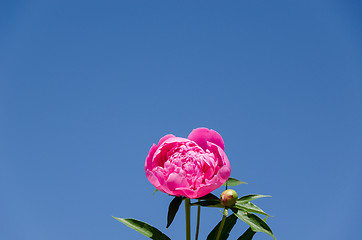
(1, 1, 361, 239)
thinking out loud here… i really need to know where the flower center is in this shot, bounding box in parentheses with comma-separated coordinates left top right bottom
(159, 141, 216, 189)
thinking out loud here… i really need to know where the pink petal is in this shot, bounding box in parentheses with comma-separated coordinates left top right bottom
(187, 127, 225, 151)
(145, 170, 161, 188)
(196, 183, 219, 198)
(157, 134, 175, 146)
(153, 137, 189, 167)
(145, 144, 158, 170)
(207, 142, 230, 166)
(162, 136, 190, 145)
(166, 172, 189, 192)
(206, 142, 231, 183)
(217, 165, 231, 182)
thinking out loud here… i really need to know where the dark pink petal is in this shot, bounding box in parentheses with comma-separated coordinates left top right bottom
(187, 127, 225, 151)
(217, 165, 231, 182)
(145, 144, 158, 170)
(205, 141, 231, 183)
(154, 170, 168, 193)
(196, 183, 219, 198)
(157, 134, 175, 147)
(145, 170, 161, 188)
(166, 172, 189, 193)
(161, 136, 190, 145)
(145, 134, 175, 170)
(202, 157, 216, 179)
(207, 141, 230, 168)
(177, 182, 219, 199)
(153, 137, 189, 167)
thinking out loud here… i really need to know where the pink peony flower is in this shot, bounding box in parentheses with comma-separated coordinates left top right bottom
(145, 128, 231, 199)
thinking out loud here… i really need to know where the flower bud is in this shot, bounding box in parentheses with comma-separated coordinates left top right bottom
(221, 189, 238, 207)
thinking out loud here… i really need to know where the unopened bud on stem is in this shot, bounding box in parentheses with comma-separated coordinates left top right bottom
(221, 189, 238, 208)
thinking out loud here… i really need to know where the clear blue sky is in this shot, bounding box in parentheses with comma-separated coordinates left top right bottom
(1, 1, 361, 239)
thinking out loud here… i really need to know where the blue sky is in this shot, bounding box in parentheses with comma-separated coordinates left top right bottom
(1, 1, 361, 239)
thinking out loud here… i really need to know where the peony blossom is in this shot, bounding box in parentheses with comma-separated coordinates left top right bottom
(145, 128, 231, 199)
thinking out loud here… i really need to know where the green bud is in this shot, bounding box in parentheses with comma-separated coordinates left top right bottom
(221, 189, 238, 207)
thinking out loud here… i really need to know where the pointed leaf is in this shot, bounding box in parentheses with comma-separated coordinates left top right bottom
(237, 227, 256, 240)
(198, 193, 220, 201)
(152, 189, 159, 196)
(166, 196, 183, 228)
(113, 217, 171, 240)
(234, 202, 271, 216)
(237, 194, 271, 203)
(191, 200, 224, 208)
(222, 178, 247, 187)
(237, 217, 268, 240)
(207, 214, 238, 240)
(233, 210, 276, 239)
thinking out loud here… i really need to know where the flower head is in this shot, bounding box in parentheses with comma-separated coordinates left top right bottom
(145, 128, 231, 199)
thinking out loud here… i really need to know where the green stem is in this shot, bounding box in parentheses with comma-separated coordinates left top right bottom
(215, 209, 227, 240)
(195, 200, 201, 240)
(185, 198, 191, 240)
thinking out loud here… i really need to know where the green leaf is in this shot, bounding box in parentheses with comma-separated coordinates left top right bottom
(113, 217, 171, 240)
(237, 194, 271, 203)
(232, 210, 276, 240)
(222, 178, 247, 187)
(166, 196, 183, 228)
(237, 227, 256, 240)
(198, 193, 220, 201)
(237, 217, 268, 240)
(207, 214, 238, 240)
(191, 200, 224, 208)
(234, 202, 271, 216)
(152, 189, 159, 196)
